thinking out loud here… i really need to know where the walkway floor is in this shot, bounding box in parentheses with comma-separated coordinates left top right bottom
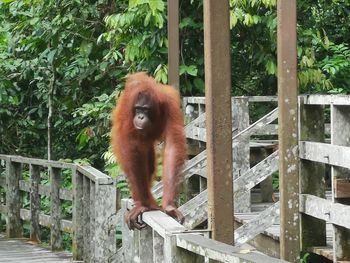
(0, 234, 72, 263)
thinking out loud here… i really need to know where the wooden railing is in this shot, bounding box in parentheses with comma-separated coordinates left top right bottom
(0, 155, 116, 263)
(113, 200, 287, 263)
(2, 95, 349, 262)
(298, 95, 350, 262)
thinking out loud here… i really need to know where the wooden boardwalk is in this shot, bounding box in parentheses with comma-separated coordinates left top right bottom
(0, 234, 72, 263)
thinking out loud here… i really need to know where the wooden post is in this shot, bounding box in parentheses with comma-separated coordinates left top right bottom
(331, 104, 350, 261)
(139, 226, 153, 261)
(121, 200, 139, 262)
(90, 181, 96, 262)
(30, 164, 40, 242)
(83, 176, 91, 262)
(0, 159, 4, 231)
(6, 160, 22, 238)
(299, 97, 326, 250)
(153, 230, 165, 263)
(94, 182, 117, 263)
(277, 0, 300, 262)
(232, 97, 250, 213)
(167, 0, 179, 89)
(164, 235, 203, 263)
(72, 169, 84, 260)
(50, 167, 62, 251)
(204, 0, 234, 245)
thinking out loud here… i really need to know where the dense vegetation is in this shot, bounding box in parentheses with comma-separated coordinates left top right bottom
(0, 0, 349, 166)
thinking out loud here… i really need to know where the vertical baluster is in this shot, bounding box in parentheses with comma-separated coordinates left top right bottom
(72, 168, 84, 260)
(30, 164, 40, 242)
(90, 181, 96, 262)
(232, 97, 250, 213)
(153, 230, 164, 263)
(139, 226, 153, 262)
(6, 160, 22, 238)
(83, 176, 91, 262)
(122, 200, 136, 262)
(50, 166, 62, 251)
(94, 181, 116, 262)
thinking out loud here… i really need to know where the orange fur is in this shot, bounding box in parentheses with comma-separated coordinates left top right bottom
(111, 72, 187, 218)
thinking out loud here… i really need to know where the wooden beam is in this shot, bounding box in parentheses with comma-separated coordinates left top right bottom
(176, 234, 288, 263)
(277, 0, 300, 261)
(203, 0, 233, 245)
(234, 202, 280, 245)
(299, 141, 350, 169)
(300, 194, 350, 229)
(167, 0, 179, 89)
(301, 94, 350, 105)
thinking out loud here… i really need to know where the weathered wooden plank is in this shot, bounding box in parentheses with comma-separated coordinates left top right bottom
(139, 226, 153, 262)
(301, 94, 350, 105)
(77, 165, 113, 185)
(247, 96, 278, 102)
(90, 181, 96, 262)
(176, 234, 288, 263)
(72, 169, 83, 260)
(183, 96, 278, 105)
(165, 235, 203, 263)
(9, 155, 75, 169)
(153, 229, 165, 263)
(180, 190, 208, 229)
(18, 180, 73, 201)
(50, 167, 62, 251)
(185, 113, 206, 142)
(121, 200, 138, 263)
(334, 179, 350, 198)
(93, 182, 116, 263)
(185, 110, 277, 141)
(300, 194, 350, 229)
(6, 160, 22, 238)
(331, 104, 350, 262)
(233, 97, 250, 213)
(30, 164, 40, 243)
(83, 176, 91, 262)
(232, 108, 278, 143)
(234, 202, 280, 245)
(19, 208, 73, 233)
(142, 210, 186, 238)
(299, 101, 327, 250)
(299, 141, 350, 169)
(234, 151, 278, 200)
(0, 234, 72, 262)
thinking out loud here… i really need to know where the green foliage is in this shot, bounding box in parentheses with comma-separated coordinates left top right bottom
(0, 0, 119, 165)
(1, 0, 349, 175)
